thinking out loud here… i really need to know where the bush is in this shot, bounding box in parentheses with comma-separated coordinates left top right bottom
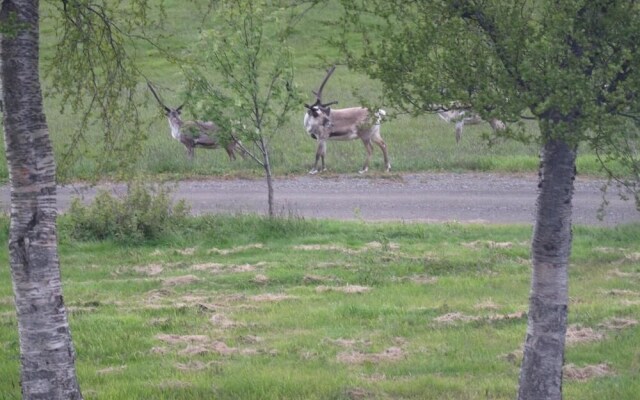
(66, 181, 190, 242)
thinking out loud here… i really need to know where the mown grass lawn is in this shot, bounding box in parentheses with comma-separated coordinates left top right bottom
(1, 216, 639, 399)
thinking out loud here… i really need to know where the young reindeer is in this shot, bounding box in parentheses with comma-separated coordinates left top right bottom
(437, 108, 506, 143)
(303, 66, 390, 174)
(147, 82, 243, 161)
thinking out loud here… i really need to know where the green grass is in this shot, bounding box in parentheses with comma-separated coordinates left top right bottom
(1, 216, 639, 399)
(0, 0, 621, 184)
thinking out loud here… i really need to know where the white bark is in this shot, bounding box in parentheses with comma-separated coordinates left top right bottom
(1, 1, 83, 399)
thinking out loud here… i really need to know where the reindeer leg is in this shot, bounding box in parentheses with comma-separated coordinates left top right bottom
(188, 147, 195, 160)
(310, 140, 326, 174)
(373, 136, 391, 172)
(225, 142, 236, 161)
(455, 121, 464, 144)
(359, 139, 373, 174)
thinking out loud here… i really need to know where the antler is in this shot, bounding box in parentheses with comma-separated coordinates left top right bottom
(147, 81, 171, 113)
(313, 65, 336, 102)
(305, 65, 338, 109)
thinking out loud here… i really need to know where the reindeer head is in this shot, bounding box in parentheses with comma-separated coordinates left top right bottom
(148, 82, 186, 139)
(148, 82, 185, 118)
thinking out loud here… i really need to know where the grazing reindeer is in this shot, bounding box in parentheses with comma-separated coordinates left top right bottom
(303, 66, 390, 174)
(437, 108, 506, 143)
(147, 82, 243, 161)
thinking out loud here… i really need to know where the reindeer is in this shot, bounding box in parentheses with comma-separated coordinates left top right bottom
(147, 82, 243, 161)
(437, 108, 506, 143)
(303, 66, 390, 174)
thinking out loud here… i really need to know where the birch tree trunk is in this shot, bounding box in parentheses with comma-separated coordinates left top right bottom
(518, 127, 576, 400)
(1, 1, 83, 399)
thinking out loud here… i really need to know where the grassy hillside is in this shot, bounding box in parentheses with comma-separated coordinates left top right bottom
(0, 1, 560, 183)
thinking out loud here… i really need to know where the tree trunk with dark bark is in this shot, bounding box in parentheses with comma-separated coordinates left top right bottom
(518, 129, 576, 400)
(1, 1, 83, 399)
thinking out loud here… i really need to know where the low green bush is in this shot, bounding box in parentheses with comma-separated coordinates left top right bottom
(65, 181, 190, 242)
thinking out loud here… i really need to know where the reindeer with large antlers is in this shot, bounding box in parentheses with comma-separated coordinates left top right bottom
(303, 66, 390, 174)
(147, 82, 243, 161)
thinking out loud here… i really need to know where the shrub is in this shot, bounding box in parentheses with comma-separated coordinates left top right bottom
(66, 181, 190, 242)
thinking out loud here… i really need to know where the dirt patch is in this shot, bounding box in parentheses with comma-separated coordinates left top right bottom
(434, 311, 526, 325)
(176, 247, 196, 256)
(179, 294, 210, 304)
(240, 335, 264, 344)
(626, 252, 640, 261)
(0, 296, 14, 306)
(594, 247, 624, 254)
(156, 334, 210, 345)
(325, 338, 372, 348)
(155, 334, 242, 356)
(208, 243, 264, 255)
(392, 274, 437, 285)
(462, 240, 514, 250)
(162, 275, 200, 287)
(144, 288, 174, 301)
(191, 262, 266, 274)
(564, 363, 614, 381)
(294, 241, 398, 255)
(249, 293, 298, 302)
(150, 346, 169, 354)
(96, 365, 127, 375)
(295, 244, 354, 252)
(605, 289, 640, 297)
(134, 264, 164, 276)
(316, 285, 371, 294)
(361, 373, 387, 383)
(337, 346, 405, 364)
(180, 341, 237, 356)
(344, 387, 375, 400)
(598, 317, 638, 331)
(434, 312, 478, 324)
(608, 269, 640, 279)
(175, 361, 219, 371)
(500, 349, 524, 365)
(474, 299, 500, 310)
(148, 317, 170, 326)
(252, 274, 269, 285)
(312, 262, 353, 269)
(303, 274, 334, 284)
(190, 262, 226, 272)
(155, 380, 192, 390)
(67, 306, 99, 315)
(210, 313, 243, 329)
(488, 311, 526, 321)
(409, 274, 438, 285)
(566, 325, 605, 346)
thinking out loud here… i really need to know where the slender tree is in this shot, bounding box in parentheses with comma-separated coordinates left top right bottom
(186, 0, 302, 216)
(2, 0, 161, 397)
(339, 1, 640, 398)
(1, 1, 83, 398)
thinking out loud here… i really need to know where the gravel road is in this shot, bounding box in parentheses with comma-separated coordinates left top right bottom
(1, 172, 638, 226)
